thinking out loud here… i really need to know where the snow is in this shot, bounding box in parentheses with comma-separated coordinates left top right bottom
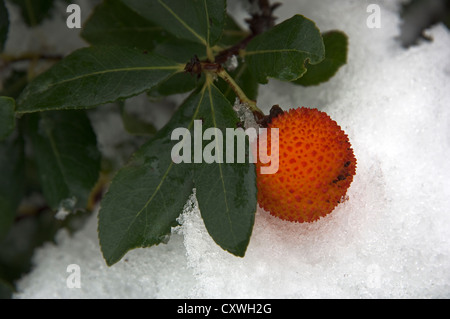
(233, 98, 260, 131)
(54, 197, 77, 220)
(9, 0, 450, 298)
(225, 55, 239, 71)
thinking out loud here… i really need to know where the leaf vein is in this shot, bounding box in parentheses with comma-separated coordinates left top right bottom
(45, 65, 183, 90)
(206, 84, 236, 244)
(156, 0, 207, 46)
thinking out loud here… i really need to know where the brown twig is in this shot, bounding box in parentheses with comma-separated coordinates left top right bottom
(256, 104, 284, 128)
(184, 0, 283, 125)
(215, 0, 281, 65)
(186, 0, 281, 71)
(246, 0, 282, 35)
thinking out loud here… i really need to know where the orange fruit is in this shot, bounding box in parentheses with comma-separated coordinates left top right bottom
(256, 107, 356, 222)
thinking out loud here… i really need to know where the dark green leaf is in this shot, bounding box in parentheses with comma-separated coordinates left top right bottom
(153, 38, 207, 63)
(9, 0, 54, 27)
(0, 131, 25, 240)
(99, 78, 257, 265)
(0, 96, 15, 141)
(148, 38, 206, 97)
(148, 72, 203, 98)
(119, 103, 157, 136)
(245, 14, 325, 84)
(293, 31, 348, 86)
(16, 46, 184, 113)
(0, 70, 28, 99)
(193, 82, 257, 257)
(98, 93, 198, 266)
(0, 210, 58, 287)
(214, 16, 258, 104)
(0, 0, 9, 52)
(0, 279, 14, 299)
(219, 14, 249, 47)
(25, 110, 101, 210)
(121, 0, 226, 49)
(81, 0, 166, 50)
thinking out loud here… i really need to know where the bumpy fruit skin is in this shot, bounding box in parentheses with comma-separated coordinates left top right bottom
(256, 107, 356, 223)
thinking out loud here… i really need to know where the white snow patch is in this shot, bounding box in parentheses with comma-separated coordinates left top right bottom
(233, 98, 260, 132)
(54, 197, 77, 221)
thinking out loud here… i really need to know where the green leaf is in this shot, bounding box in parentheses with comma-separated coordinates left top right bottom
(119, 102, 157, 137)
(0, 0, 9, 52)
(0, 70, 28, 99)
(0, 278, 14, 299)
(121, 0, 226, 49)
(219, 14, 249, 47)
(214, 16, 258, 104)
(0, 97, 15, 141)
(193, 82, 257, 257)
(16, 46, 184, 113)
(148, 72, 203, 98)
(99, 80, 257, 265)
(153, 38, 207, 63)
(81, 0, 165, 50)
(0, 209, 58, 287)
(293, 31, 348, 86)
(98, 93, 197, 266)
(148, 38, 206, 97)
(9, 0, 54, 27)
(0, 132, 25, 240)
(25, 110, 101, 210)
(245, 14, 325, 84)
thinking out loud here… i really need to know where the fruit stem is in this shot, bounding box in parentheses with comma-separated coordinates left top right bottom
(216, 67, 265, 118)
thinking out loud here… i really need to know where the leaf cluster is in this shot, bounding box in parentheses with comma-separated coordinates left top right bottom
(0, 0, 348, 278)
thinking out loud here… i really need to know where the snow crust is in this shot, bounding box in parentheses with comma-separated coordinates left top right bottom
(11, 0, 450, 298)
